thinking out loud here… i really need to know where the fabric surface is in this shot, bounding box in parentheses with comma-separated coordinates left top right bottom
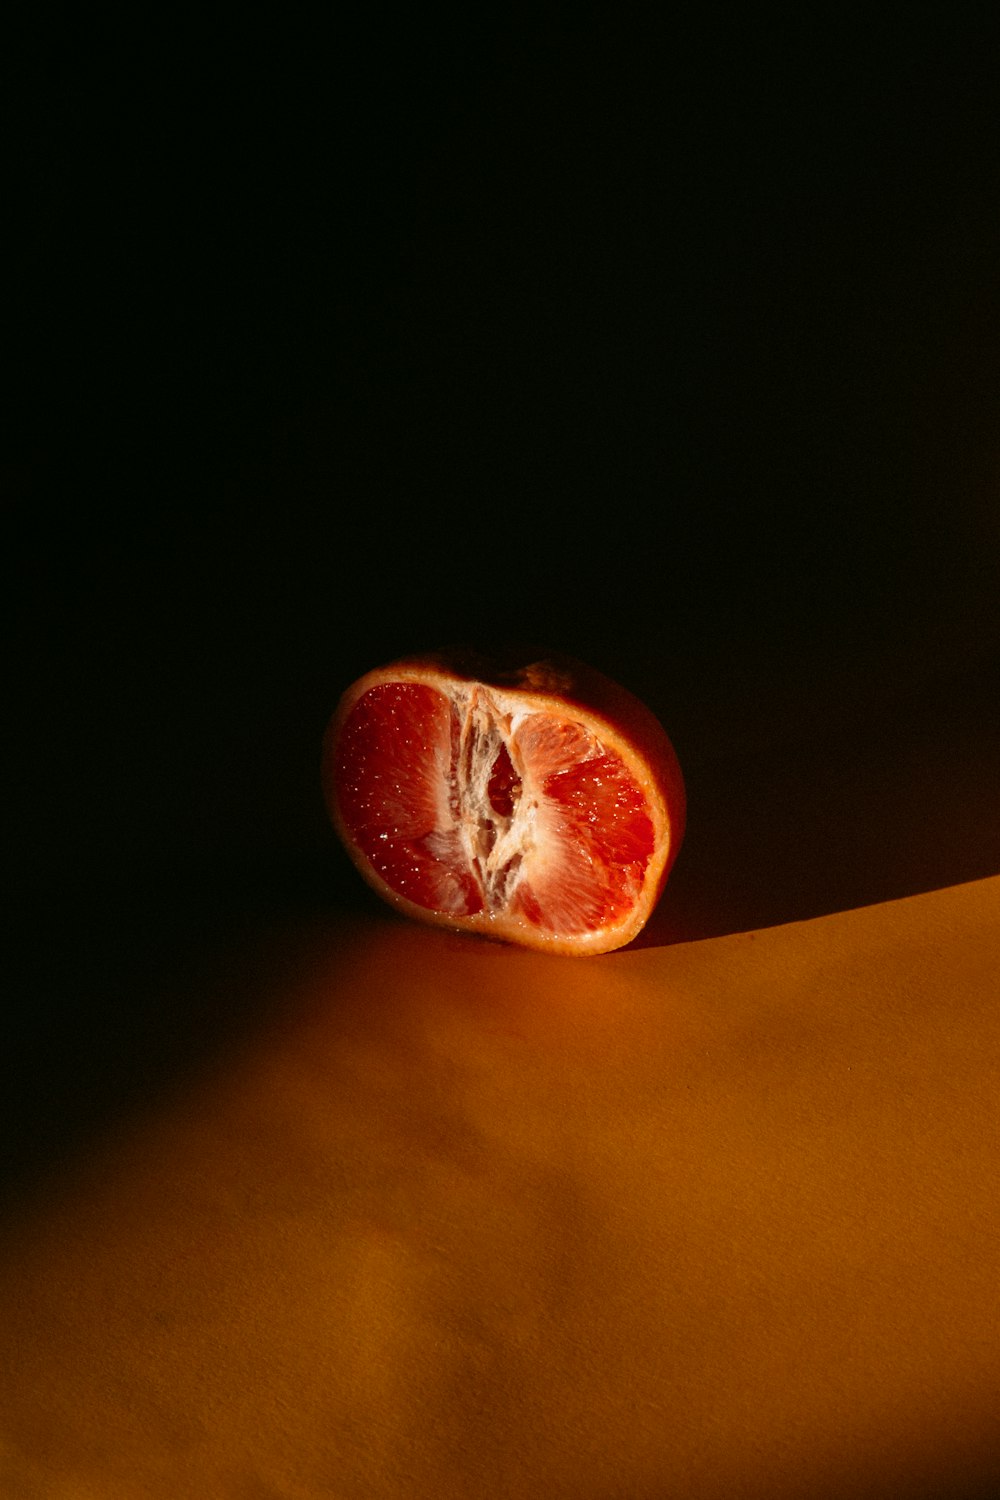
(2, 877, 999, 1499)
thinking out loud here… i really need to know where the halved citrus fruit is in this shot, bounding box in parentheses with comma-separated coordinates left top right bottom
(322, 647, 686, 956)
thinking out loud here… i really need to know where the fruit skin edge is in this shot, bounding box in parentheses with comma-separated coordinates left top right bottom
(321, 647, 687, 957)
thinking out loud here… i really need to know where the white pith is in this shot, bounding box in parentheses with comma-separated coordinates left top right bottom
(428, 683, 550, 916)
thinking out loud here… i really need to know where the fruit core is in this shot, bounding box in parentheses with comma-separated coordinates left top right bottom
(334, 680, 657, 936)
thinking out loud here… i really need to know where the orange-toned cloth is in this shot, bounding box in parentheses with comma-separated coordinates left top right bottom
(2, 878, 998, 1498)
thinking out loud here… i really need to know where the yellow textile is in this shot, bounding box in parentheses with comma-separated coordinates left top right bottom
(2, 878, 999, 1498)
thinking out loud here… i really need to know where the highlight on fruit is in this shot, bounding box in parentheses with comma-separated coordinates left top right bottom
(322, 647, 686, 955)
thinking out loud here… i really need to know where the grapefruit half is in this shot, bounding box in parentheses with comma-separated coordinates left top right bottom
(322, 648, 686, 956)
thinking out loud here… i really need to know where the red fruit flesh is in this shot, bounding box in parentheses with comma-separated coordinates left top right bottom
(334, 682, 484, 918)
(332, 678, 660, 940)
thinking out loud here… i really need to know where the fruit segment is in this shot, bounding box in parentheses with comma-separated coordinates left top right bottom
(333, 682, 483, 918)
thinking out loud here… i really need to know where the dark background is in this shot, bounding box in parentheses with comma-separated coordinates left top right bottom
(5, 13, 1000, 1180)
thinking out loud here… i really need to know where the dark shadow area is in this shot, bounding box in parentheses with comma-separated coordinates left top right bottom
(2, 860, 339, 1209)
(4, 891, 336, 1210)
(640, 650, 1000, 946)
